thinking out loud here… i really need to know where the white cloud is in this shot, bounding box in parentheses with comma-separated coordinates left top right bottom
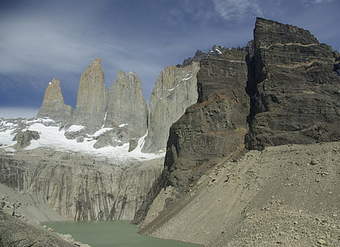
(302, 0, 335, 4)
(313, 0, 334, 3)
(212, 0, 263, 20)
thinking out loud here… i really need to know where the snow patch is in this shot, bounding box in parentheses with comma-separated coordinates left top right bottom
(215, 48, 223, 54)
(119, 123, 128, 128)
(181, 73, 193, 81)
(24, 123, 163, 161)
(25, 118, 55, 125)
(0, 128, 16, 146)
(0, 119, 164, 161)
(101, 112, 108, 128)
(67, 125, 85, 133)
(89, 128, 113, 138)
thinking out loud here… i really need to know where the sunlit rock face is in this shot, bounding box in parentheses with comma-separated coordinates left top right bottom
(142, 62, 200, 153)
(37, 78, 72, 121)
(246, 18, 340, 150)
(105, 71, 148, 138)
(35, 58, 201, 153)
(73, 58, 107, 129)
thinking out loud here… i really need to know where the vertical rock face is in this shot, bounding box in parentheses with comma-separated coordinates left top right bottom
(0, 151, 164, 221)
(163, 49, 249, 191)
(142, 62, 200, 153)
(37, 78, 72, 121)
(105, 71, 148, 138)
(73, 58, 106, 128)
(246, 18, 340, 150)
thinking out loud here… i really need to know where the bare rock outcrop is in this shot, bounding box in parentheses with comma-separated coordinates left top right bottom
(246, 18, 340, 150)
(13, 130, 40, 149)
(0, 150, 163, 221)
(37, 79, 72, 121)
(142, 62, 200, 153)
(93, 127, 129, 149)
(163, 48, 249, 192)
(73, 59, 107, 128)
(105, 71, 148, 138)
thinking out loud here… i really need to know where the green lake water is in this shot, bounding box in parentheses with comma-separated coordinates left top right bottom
(46, 221, 201, 247)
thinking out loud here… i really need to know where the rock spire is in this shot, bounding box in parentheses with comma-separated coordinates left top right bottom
(105, 71, 148, 137)
(73, 58, 107, 128)
(37, 78, 72, 121)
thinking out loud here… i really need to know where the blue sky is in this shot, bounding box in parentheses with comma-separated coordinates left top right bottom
(0, 0, 339, 110)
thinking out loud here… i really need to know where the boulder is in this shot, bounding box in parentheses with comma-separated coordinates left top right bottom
(13, 130, 40, 149)
(128, 138, 139, 152)
(93, 128, 129, 149)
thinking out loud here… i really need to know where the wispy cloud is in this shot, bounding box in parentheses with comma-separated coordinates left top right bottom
(312, 0, 334, 3)
(211, 0, 263, 20)
(0, 0, 339, 107)
(302, 0, 335, 5)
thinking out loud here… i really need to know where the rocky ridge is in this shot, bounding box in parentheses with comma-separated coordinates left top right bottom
(137, 18, 340, 247)
(38, 58, 200, 153)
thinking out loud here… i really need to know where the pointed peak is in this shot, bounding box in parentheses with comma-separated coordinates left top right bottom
(117, 70, 126, 77)
(92, 58, 102, 65)
(114, 71, 141, 87)
(48, 78, 60, 87)
(128, 71, 138, 77)
(116, 71, 138, 80)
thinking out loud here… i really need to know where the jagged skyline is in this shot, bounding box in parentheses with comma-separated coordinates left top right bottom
(0, 0, 339, 111)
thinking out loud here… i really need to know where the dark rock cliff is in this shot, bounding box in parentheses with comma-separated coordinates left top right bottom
(133, 49, 249, 223)
(163, 48, 249, 192)
(154, 17, 340, 195)
(246, 18, 340, 150)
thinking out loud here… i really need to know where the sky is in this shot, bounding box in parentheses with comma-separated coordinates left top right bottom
(0, 0, 339, 113)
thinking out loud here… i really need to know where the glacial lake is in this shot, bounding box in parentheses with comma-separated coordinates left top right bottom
(46, 221, 201, 247)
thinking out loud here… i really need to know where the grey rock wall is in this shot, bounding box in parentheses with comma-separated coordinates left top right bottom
(0, 150, 163, 221)
(105, 71, 148, 138)
(143, 62, 200, 153)
(73, 58, 107, 129)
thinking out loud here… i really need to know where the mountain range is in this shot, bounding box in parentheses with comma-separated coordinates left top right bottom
(0, 18, 340, 247)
